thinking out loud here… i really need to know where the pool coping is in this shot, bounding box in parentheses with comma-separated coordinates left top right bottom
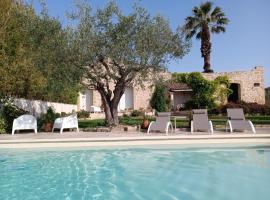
(1, 133, 270, 149)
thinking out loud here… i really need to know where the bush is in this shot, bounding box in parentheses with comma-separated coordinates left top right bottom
(150, 83, 168, 112)
(38, 107, 60, 130)
(0, 99, 28, 132)
(130, 110, 144, 117)
(77, 110, 90, 119)
(0, 116, 6, 134)
(172, 73, 231, 110)
(209, 101, 270, 115)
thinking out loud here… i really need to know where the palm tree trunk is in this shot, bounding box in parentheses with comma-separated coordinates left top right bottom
(201, 25, 213, 73)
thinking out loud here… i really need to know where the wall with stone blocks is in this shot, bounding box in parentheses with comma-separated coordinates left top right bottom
(202, 66, 265, 104)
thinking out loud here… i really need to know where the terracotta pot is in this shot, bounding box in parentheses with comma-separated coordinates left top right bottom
(141, 119, 149, 129)
(43, 123, 53, 132)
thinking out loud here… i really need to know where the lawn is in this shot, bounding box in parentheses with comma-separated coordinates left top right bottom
(78, 115, 270, 129)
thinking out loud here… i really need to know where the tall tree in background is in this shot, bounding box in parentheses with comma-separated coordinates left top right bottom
(0, 1, 81, 103)
(71, 2, 190, 126)
(183, 1, 229, 73)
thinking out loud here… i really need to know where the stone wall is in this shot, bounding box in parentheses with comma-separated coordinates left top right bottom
(202, 66, 265, 104)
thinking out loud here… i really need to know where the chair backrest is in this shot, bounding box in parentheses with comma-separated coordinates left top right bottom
(15, 114, 36, 125)
(227, 108, 245, 120)
(16, 114, 36, 122)
(155, 115, 171, 130)
(192, 109, 209, 130)
(157, 112, 171, 117)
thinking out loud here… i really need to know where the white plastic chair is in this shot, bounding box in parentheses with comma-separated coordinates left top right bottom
(12, 114, 37, 135)
(52, 114, 79, 134)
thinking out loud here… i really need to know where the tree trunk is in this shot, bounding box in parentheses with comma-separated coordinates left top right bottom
(98, 84, 125, 127)
(200, 25, 213, 73)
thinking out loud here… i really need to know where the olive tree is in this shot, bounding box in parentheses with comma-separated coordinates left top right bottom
(71, 2, 190, 126)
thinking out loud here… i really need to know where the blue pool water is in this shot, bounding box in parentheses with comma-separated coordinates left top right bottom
(0, 146, 270, 200)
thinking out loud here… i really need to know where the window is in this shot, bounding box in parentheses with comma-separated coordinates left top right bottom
(254, 83, 260, 87)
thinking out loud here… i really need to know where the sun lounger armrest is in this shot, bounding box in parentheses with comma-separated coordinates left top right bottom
(190, 120, 193, 133)
(247, 120, 256, 134)
(147, 121, 154, 134)
(209, 121, 214, 134)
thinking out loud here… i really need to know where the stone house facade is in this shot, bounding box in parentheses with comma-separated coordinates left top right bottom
(78, 66, 265, 112)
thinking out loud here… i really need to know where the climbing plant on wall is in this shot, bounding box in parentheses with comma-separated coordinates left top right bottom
(171, 72, 231, 109)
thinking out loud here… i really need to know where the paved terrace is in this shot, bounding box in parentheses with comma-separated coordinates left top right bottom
(0, 128, 270, 149)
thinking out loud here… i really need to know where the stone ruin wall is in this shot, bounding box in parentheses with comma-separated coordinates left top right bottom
(202, 66, 265, 104)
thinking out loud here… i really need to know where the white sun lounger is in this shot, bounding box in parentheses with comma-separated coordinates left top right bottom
(191, 109, 213, 134)
(147, 112, 173, 135)
(226, 108, 256, 133)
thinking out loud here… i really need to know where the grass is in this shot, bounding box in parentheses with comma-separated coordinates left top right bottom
(78, 115, 270, 129)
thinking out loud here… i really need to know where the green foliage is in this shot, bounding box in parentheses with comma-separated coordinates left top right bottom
(130, 110, 144, 117)
(70, 1, 190, 125)
(150, 82, 169, 112)
(0, 98, 28, 132)
(77, 110, 90, 119)
(0, 115, 6, 134)
(210, 101, 270, 115)
(0, 1, 82, 104)
(182, 1, 229, 72)
(78, 119, 106, 128)
(37, 107, 60, 130)
(172, 73, 231, 109)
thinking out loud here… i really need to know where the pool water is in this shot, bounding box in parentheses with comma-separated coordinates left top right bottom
(0, 147, 270, 200)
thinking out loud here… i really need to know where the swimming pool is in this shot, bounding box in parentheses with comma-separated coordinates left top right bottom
(0, 146, 270, 200)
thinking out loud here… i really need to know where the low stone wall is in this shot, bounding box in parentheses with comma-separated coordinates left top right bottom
(14, 98, 77, 117)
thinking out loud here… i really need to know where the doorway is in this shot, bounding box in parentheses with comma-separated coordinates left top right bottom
(228, 83, 241, 102)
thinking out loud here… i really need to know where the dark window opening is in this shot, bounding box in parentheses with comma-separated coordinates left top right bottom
(228, 83, 241, 103)
(254, 83, 260, 87)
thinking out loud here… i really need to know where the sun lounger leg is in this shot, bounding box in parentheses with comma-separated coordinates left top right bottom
(226, 120, 233, 133)
(147, 122, 154, 134)
(248, 120, 256, 134)
(209, 121, 214, 134)
(191, 120, 193, 133)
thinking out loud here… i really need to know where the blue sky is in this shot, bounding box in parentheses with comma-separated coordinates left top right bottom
(32, 0, 270, 87)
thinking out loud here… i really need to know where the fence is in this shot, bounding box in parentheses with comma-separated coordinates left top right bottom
(13, 98, 77, 117)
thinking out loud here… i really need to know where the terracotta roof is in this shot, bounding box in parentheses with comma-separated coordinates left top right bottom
(167, 83, 192, 91)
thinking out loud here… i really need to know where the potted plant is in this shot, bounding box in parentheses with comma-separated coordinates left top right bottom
(38, 107, 60, 132)
(141, 113, 150, 129)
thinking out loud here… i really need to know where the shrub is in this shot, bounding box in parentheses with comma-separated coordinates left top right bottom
(0, 98, 28, 132)
(172, 72, 231, 110)
(150, 82, 168, 112)
(0, 116, 6, 134)
(38, 107, 60, 130)
(77, 110, 90, 119)
(130, 110, 144, 117)
(209, 101, 270, 115)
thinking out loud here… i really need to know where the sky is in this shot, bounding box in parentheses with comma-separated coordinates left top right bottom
(32, 0, 270, 87)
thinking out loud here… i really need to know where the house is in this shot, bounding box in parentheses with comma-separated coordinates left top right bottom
(77, 66, 265, 112)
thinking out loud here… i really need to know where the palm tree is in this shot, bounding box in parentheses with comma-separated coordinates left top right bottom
(183, 1, 229, 73)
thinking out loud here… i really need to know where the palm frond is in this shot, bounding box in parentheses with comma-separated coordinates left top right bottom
(200, 1, 213, 15)
(211, 26, 226, 33)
